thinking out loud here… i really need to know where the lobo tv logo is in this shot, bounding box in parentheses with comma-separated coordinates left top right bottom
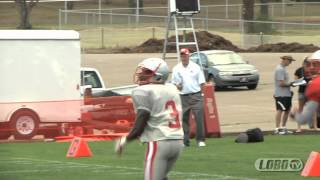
(255, 158, 304, 171)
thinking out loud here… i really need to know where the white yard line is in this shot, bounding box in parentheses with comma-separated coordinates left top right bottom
(0, 169, 53, 174)
(0, 157, 258, 180)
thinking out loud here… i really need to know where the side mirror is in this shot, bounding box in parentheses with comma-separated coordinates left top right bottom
(203, 61, 209, 68)
(80, 85, 92, 96)
(203, 59, 209, 68)
(82, 86, 93, 105)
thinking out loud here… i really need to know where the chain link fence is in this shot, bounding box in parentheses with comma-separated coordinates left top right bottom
(59, 2, 320, 49)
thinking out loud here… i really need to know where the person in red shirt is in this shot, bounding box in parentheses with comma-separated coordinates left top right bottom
(291, 50, 320, 125)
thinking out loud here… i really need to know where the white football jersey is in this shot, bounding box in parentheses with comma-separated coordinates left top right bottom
(131, 83, 184, 142)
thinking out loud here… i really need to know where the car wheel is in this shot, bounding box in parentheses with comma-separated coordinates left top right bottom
(208, 75, 224, 90)
(10, 110, 39, 140)
(247, 84, 258, 90)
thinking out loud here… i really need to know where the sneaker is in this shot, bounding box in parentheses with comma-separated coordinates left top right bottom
(281, 127, 293, 135)
(274, 128, 280, 135)
(278, 130, 286, 135)
(198, 141, 206, 147)
(285, 129, 293, 134)
(277, 128, 286, 135)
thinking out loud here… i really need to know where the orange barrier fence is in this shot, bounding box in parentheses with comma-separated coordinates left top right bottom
(189, 83, 221, 138)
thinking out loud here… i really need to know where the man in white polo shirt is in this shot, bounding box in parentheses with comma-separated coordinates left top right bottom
(171, 48, 206, 147)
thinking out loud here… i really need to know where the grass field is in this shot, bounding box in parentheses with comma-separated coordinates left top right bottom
(0, 135, 318, 180)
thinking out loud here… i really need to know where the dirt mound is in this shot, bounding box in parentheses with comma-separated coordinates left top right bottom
(247, 42, 319, 52)
(101, 31, 320, 54)
(115, 31, 243, 53)
(196, 31, 243, 52)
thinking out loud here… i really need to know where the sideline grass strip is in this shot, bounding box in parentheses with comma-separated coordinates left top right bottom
(0, 135, 318, 180)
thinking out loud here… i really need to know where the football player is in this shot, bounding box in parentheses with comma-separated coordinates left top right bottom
(115, 58, 184, 180)
(291, 50, 320, 125)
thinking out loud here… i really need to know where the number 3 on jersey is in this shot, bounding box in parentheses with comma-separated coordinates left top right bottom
(165, 100, 181, 128)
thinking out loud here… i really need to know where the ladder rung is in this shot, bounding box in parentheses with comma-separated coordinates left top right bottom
(177, 28, 193, 31)
(179, 42, 197, 46)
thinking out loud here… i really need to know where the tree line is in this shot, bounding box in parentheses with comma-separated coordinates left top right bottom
(15, 0, 319, 31)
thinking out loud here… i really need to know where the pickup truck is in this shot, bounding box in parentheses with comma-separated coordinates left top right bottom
(35, 68, 136, 139)
(80, 67, 136, 134)
(81, 67, 137, 96)
(81, 67, 107, 94)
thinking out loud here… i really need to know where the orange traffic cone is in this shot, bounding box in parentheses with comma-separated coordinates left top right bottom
(301, 151, 320, 176)
(66, 137, 92, 158)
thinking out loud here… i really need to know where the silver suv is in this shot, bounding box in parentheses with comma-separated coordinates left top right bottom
(190, 50, 260, 90)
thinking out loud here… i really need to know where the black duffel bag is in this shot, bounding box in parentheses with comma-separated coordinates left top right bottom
(246, 128, 264, 142)
(235, 128, 264, 143)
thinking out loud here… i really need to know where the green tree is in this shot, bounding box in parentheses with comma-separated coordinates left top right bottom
(255, 0, 273, 34)
(15, 0, 39, 29)
(104, 0, 112, 4)
(66, 2, 74, 10)
(128, 0, 144, 13)
(260, 0, 269, 19)
(242, 0, 255, 33)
